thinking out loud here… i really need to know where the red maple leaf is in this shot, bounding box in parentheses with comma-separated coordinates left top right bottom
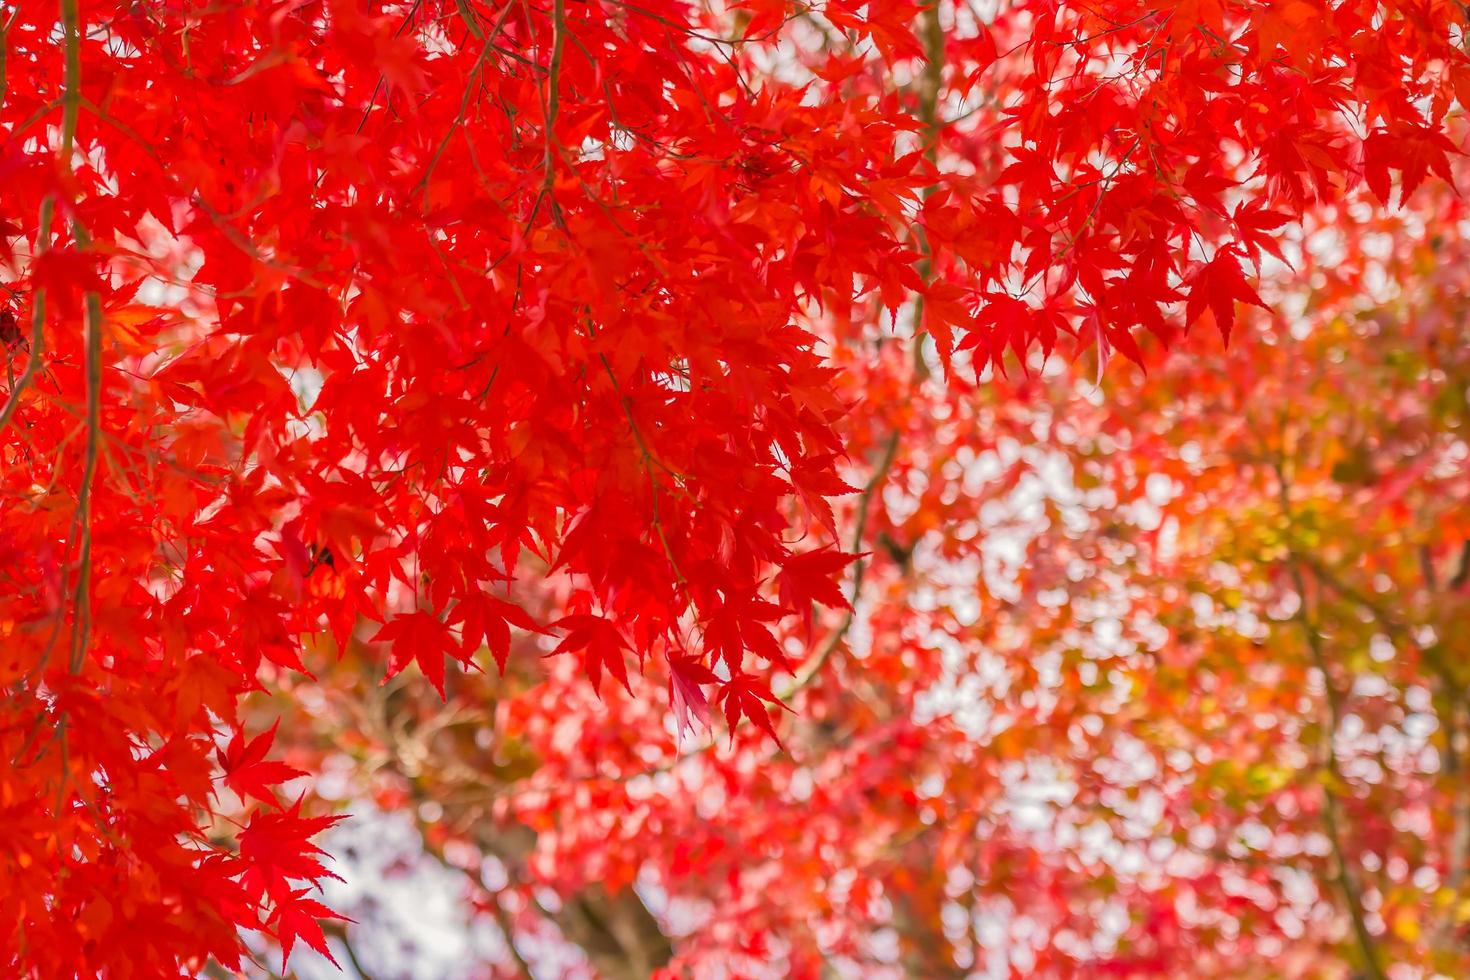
(668, 655, 719, 737)
(237, 797, 347, 905)
(1363, 122, 1457, 208)
(217, 721, 305, 809)
(704, 594, 791, 672)
(788, 454, 860, 538)
(1184, 248, 1269, 343)
(1231, 201, 1291, 269)
(717, 672, 789, 746)
(272, 888, 351, 971)
(371, 610, 467, 698)
(552, 614, 633, 696)
(451, 591, 543, 674)
(777, 546, 859, 634)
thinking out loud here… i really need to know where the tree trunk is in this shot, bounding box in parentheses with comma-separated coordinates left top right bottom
(465, 819, 675, 979)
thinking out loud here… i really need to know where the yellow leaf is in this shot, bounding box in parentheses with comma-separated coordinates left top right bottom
(1391, 907, 1420, 943)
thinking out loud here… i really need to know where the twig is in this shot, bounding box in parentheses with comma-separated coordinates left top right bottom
(321, 921, 378, 980)
(454, 0, 484, 38)
(781, 429, 899, 699)
(1451, 539, 1470, 590)
(586, 321, 693, 591)
(408, 793, 536, 979)
(11, 0, 108, 806)
(67, 246, 102, 674)
(0, 198, 55, 435)
(413, 29, 499, 211)
(57, 0, 102, 674)
(486, 893, 536, 980)
(1436, 695, 1470, 953)
(604, 0, 803, 47)
(908, 0, 946, 380)
(783, 1, 942, 695)
(533, 0, 567, 227)
(0, 9, 8, 111)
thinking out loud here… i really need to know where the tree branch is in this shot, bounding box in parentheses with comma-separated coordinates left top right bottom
(58, 0, 103, 674)
(1271, 457, 1386, 980)
(0, 198, 55, 436)
(908, 0, 946, 380)
(783, 2, 947, 699)
(782, 428, 899, 698)
(536, 0, 567, 223)
(320, 921, 379, 980)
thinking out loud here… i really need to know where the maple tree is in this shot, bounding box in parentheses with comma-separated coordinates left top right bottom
(0, 0, 1467, 975)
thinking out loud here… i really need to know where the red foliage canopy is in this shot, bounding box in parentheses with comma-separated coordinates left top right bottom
(0, 0, 1464, 974)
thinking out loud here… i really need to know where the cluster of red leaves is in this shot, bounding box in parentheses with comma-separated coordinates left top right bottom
(0, 0, 1464, 974)
(916, 0, 1468, 370)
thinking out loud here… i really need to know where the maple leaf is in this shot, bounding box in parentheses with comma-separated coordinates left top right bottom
(1231, 202, 1291, 269)
(272, 888, 351, 971)
(777, 546, 859, 634)
(237, 797, 347, 905)
(959, 293, 1041, 376)
(1184, 248, 1269, 343)
(736, 0, 790, 40)
(1167, 0, 1225, 41)
(717, 672, 789, 746)
(920, 280, 973, 373)
(371, 610, 467, 699)
(668, 655, 719, 737)
(452, 591, 543, 674)
(552, 614, 634, 696)
(1259, 0, 1330, 54)
(27, 246, 104, 319)
(704, 595, 792, 672)
(788, 455, 860, 537)
(1363, 123, 1457, 208)
(217, 721, 305, 809)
